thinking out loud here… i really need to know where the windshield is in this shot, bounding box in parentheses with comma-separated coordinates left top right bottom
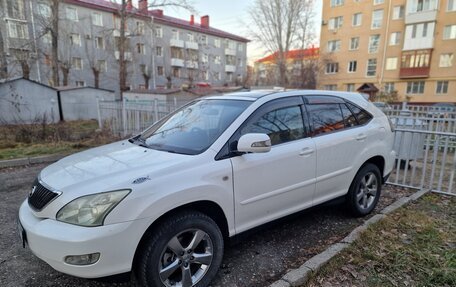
(138, 99, 251, 155)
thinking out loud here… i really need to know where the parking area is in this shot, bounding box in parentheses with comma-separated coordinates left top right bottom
(0, 163, 413, 287)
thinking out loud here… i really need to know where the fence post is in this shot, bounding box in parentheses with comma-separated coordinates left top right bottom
(174, 97, 177, 110)
(96, 98, 103, 129)
(122, 97, 127, 137)
(154, 98, 158, 123)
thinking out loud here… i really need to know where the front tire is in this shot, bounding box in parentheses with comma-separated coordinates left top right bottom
(346, 163, 382, 216)
(135, 211, 224, 287)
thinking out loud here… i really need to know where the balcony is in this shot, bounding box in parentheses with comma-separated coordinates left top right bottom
(186, 60, 198, 69)
(171, 58, 185, 67)
(225, 65, 236, 73)
(399, 67, 430, 78)
(113, 29, 130, 37)
(405, 9, 437, 25)
(185, 41, 198, 50)
(225, 48, 236, 56)
(170, 39, 184, 48)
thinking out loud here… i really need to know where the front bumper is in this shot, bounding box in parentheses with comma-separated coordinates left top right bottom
(18, 200, 150, 278)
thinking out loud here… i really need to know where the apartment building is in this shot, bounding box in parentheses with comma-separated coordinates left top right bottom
(319, 0, 456, 103)
(253, 47, 319, 87)
(0, 0, 249, 95)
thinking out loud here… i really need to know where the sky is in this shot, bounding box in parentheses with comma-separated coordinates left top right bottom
(135, 0, 323, 65)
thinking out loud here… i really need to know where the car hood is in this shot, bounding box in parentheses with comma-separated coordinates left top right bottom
(40, 140, 192, 191)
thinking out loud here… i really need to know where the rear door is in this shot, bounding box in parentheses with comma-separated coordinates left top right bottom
(304, 96, 372, 205)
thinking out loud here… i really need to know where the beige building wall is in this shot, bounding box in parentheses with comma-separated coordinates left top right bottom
(319, 0, 456, 103)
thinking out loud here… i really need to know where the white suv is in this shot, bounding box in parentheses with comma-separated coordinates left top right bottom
(18, 90, 395, 287)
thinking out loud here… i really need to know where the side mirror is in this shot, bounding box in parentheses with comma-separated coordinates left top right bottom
(237, 133, 271, 153)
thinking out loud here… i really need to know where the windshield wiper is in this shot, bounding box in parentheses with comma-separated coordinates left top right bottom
(129, 135, 149, 148)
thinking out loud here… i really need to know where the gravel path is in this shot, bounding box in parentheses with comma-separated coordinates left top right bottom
(0, 164, 414, 287)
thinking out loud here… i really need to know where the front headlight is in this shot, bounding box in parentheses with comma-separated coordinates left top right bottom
(56, 190, 130, 227)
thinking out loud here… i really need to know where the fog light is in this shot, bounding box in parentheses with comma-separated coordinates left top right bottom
(64, 253, 100, 265)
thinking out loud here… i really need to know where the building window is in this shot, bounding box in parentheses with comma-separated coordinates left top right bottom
(69, 33, 81, 46)
(171, 29, 179, 40)
(72, 57, 83, 70)
(238, 58, 243, 67)
(202, 71, 209, 81)
(389, 32, 401, 45)
(443, 25, 456, 39)
(374, 0, 384, 4)
(325, 62, 339, 74)
(92, 12, 102, 26)
(156, 46, 162, 57)
(324, 84, 337, 90)
(7, 21, 28, 39)
(439, 53, 454, 67)
(202, 53, 208, 63)
(366, 59, 377, 76)
(155, 26, 163, 38)
(386, 57, 398, 70)
(349, 37, 359, 50)
(97, 60, 107, 72)
(38, 3, 51, 18)
(226, 55, 236, 65)
(214, 72, 220, 81)
(422, 22, 429, 37)
(172, 67, 180, 78)
(413, 0, 438, 12)
(393, 5, 405, 19)
(6, 0, 25, 19)
(66, 7, 78, 21)
(136, 21, 144, 35)
(348, 60, 357, 72)
(214, 55, 221, 64)
(226, 72, 233, 82)
(201, 35, 208, 45)
(449, 0, 456, 11)
(214, 38, 221, 48)
(327, 40, 341, 52)
(436, 81, 449, 94)
(157, 66, 164, 76)
(406, 81, 425, 94)
(238, 43, 243, 52)
(329, 16, 343, 30)
(330, 0, 344, 7)
(371, 9, 383, 29)
(137, 43, 145, 55)
(346, 84, 355, 92)
(95, 36, 105, 49)
(368, 35, 380, 53)
(187, 32, 195, 42)
(401, 50, 431, 68)
(352, 13, 362, 26)
(384, 82, 395, 93)
(75, 81, 85, 87)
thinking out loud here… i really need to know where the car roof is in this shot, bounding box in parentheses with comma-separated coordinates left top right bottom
(205, 90, 368, 105)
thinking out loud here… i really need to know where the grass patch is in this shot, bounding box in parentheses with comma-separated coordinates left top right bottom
(0, 120, 118, 160)
(306, 193, 456, 287)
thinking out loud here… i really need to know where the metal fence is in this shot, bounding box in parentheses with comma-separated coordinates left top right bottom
(98, 98, 192, 136)
(384, 103, 456, 195)
(97, 100, 456, 195)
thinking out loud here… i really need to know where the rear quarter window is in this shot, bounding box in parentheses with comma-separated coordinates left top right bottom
(346, 102, 373, 125)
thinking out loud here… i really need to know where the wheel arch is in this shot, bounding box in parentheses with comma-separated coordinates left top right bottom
(132, 200, 229, 268)
(362, 155, 385, 182)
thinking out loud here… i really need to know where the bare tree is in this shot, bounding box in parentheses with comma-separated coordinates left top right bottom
(49, 0, 60, 86)
(248, 0, 314, 87)
(0, 30, 7, 78)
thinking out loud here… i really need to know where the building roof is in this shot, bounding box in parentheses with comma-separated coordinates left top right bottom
(65, 0, 249, 43)
(255, 47, 319, 64)
(0, 76, 57, 90)
(55, 86, 115, 92)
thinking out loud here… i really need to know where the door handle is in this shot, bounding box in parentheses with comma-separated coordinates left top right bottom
(299, 147, 314, 156)
(355, 133, 367, 141)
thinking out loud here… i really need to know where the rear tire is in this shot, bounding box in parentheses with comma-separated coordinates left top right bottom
(135, 211, 224, 287)
(346, 163, 382, 216)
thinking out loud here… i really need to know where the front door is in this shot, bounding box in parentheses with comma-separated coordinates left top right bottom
(230, 97, 316, 233)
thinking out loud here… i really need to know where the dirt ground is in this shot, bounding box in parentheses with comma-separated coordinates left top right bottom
(0, 163, 414, 287)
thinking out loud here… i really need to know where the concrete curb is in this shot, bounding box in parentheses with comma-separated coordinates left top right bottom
(0, 154, 65, 168)
(270, 189, 430, 287)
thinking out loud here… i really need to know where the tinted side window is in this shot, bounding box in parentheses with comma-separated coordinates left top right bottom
(346, 103, 373, 125)
(241, 106, 306, 145)
(340, 104, 358, 128)
(307, 104, 345, 136)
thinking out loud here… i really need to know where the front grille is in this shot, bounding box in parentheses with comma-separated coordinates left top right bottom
(28, 179, 60, 211)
